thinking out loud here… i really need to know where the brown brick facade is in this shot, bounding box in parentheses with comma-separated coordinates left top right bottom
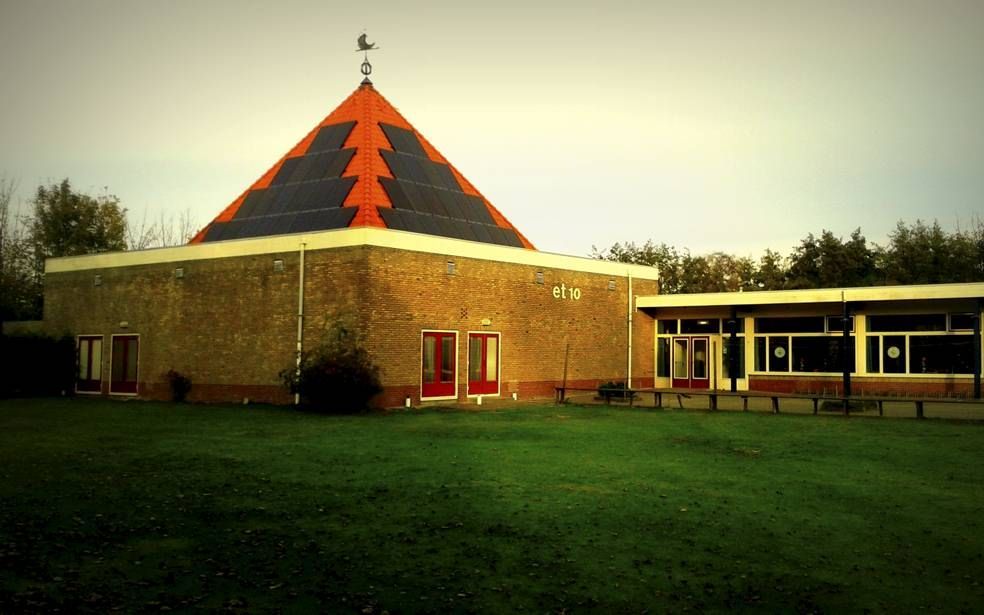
(44, 244, 657, 407)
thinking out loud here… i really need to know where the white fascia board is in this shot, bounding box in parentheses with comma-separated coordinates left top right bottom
(636, 282, 984, 309)
(45, 226, 660, 280)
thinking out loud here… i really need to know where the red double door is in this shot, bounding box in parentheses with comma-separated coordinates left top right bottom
(421, 332, 500, 399)
(671, 336, 710, 389)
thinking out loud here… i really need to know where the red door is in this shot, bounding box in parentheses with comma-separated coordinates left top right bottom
(110, 335, 140, 394)
(671, 336, 710, 389)
(468, 333, 499, 395)
(76, 336, 103, 393)
(422, 332, 456, 398)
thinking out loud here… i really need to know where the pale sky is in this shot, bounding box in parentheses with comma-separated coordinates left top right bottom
(1, 0, 982, 257)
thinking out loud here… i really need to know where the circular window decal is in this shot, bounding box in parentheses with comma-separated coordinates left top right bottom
(773, 346, 786, 359)
(887, 346, 901, 359)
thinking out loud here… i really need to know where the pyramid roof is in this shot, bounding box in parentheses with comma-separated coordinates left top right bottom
(190, 82, 534, 249)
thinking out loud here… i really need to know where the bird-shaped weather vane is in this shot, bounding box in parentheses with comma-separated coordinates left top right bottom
(356, 32, 379, 84)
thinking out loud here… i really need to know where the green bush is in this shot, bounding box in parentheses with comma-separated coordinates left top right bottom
(0, 333, 75, 398)
(280, 338, 382, 413)
(164, 370, 192, 402)
(598, 381, 634, 401)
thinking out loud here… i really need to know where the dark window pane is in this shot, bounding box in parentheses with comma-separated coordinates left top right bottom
(950, 313, 976, 331)
(657, 320, 678, 334)
(866, 337, 880, 373)
(756, 317, 825, 333)
(791, 336, 854, 372)
(657, 338, 671, 377)
(681, 319, 719, 334)
(826, 316, 855, 332)
(722, 337, 745, 379)
(883, 335, 906, 373)
(768, 337, 789, 372)
(723, 318, 745, 333)
(868, 314, 946, 332)
(755, 337, 767, 371)
(909, 336, 974, 374)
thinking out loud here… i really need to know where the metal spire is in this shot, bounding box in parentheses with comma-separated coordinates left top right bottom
(356, 32, 379, 85)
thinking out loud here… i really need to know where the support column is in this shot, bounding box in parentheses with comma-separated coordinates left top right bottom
(842, 299, 852, 405)
(728, 308, 738, 393)
(974, 299, 981, 400)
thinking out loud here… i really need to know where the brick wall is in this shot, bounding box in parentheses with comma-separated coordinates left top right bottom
(43, 243, 657, 407)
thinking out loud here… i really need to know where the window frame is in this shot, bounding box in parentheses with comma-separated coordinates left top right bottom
(76, 334, 105, 395)
(466, 331, 501, 397)
(420, 330, 458, 401)
(109, 333, 140, 396)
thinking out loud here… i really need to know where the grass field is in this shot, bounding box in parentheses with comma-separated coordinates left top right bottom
(1, 398, 983, 612)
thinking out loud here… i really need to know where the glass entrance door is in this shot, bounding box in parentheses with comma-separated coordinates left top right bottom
(671, 336, 710, 389)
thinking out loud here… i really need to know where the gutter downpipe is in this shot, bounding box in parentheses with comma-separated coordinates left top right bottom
(295, 241, 306, 405)
(627, 272, 633, 389)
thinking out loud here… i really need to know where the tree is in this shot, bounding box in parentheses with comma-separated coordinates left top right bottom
(0, 177, 38, 323)
(755, 249, 787, 290)
(29, 179, 127, 262)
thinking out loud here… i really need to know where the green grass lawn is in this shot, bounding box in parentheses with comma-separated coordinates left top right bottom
(2, 398, 983, 613)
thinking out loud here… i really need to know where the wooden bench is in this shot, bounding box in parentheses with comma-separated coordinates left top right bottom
(555, 386, 984, 419)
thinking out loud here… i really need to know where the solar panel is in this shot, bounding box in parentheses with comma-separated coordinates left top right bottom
(422, 160, 445, 187)
(379, 123, 428, 158)
(288, 156, 316, 184)
(203, 222, 228, 241)
(434, 164, 460, 191)
(450, 219, 478, 241)
(436, 188, 464, 220)
(379, 177, 411, 210)
(464, 194, 496, 225)
(271, 157, 302, 185)
(396, 180, 423, 213)
(308, 121, 356, 154)
(379, 208, 407, 231)
(379, 149, 405, 179)
(470, 222, 494, 244)
(248, 186, 278, 218)
(400, 210, 425, 234)
(273, 183, 301, 212)
(236, 190, 265, 219)
(323, 149, 356, 178)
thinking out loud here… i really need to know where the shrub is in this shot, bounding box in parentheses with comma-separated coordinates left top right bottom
(598, 381, 634, 401)
(164, 369, 192, 402)
(280, 338, 382, 413)
(0, 333, 75, 398)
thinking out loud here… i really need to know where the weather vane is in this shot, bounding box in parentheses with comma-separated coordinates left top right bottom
(356, 32, 378, 84)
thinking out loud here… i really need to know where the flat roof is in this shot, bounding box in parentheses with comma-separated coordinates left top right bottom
(45, 226, 660, 280)
(636, 282, 984, 309)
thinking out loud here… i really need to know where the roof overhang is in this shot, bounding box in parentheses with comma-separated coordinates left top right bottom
(636, 283, 984, 311)
(46, 226, 660, 280)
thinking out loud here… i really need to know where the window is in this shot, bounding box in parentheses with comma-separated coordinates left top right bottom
(756, 317, 824, 334)
(446, 261, 456, 275)
(657, 320, 678, 335)
(865, 313, 974, 375)
(535, 271, 544, 284)
(949, 313, 975, 331)
(93, 275, 102, 287)
(468, 333, 500, 395)
(868, 314, 946, 332)
(791, 337, 855, 373)
(909, 336, 974, 374)
(826, 316, 854, 333)
(608, 279, 616, 291)
(76, 336, 103, 394)
(421, 331, 456, 398)
(110, 335, 139, 395)
(174, 267, 185, 279)
(722, 337, 745, 379)
(273, 259, 285, 272)
(656, 338, 670, 377)
(681, 319, 719, 334)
